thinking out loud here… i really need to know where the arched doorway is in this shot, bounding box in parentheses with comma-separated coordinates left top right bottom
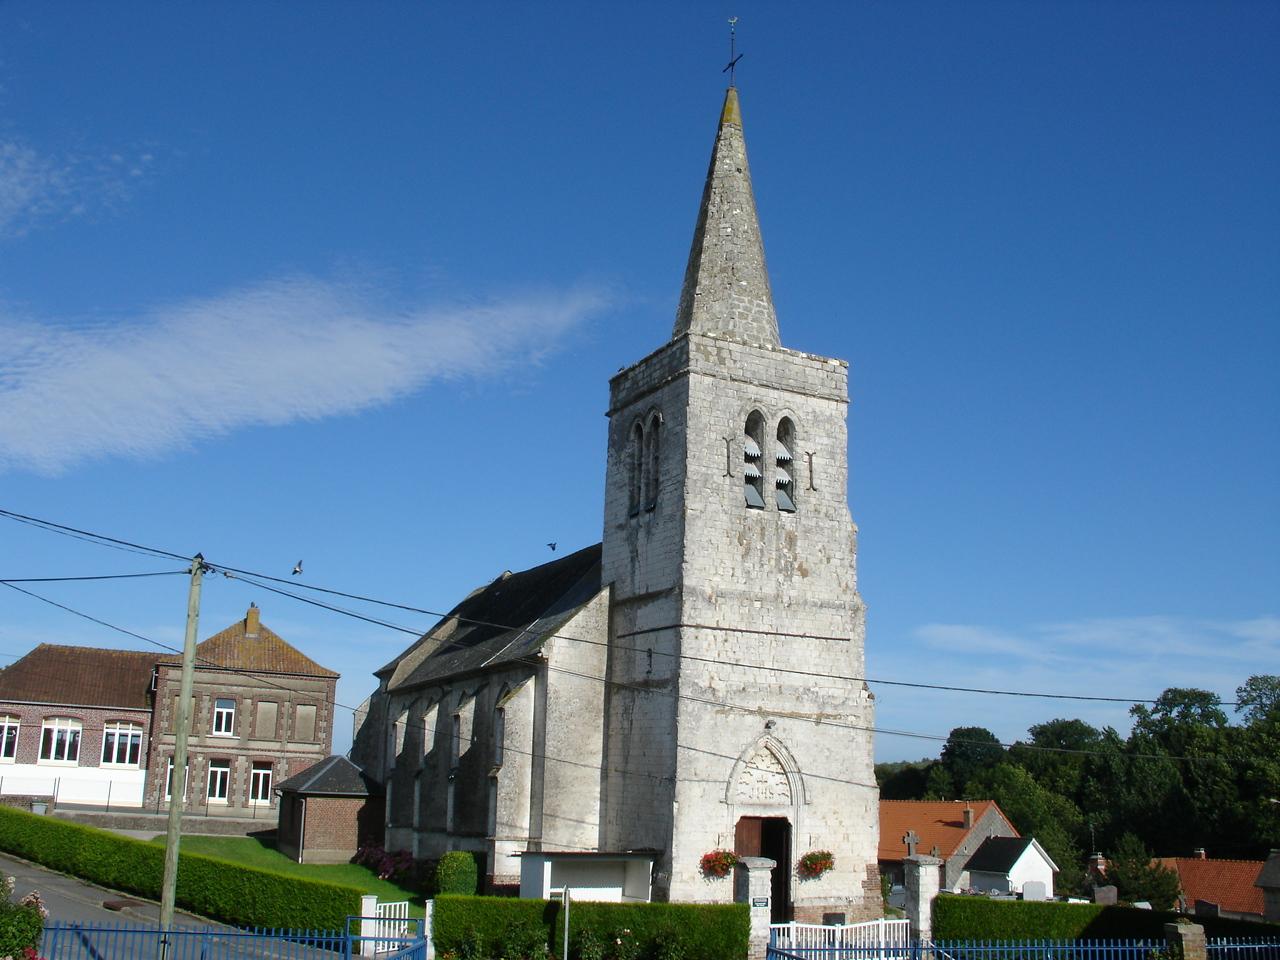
(735, 815, 791, 922)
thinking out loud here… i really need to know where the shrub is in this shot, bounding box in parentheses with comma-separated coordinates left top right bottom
(432, 895, 749, 960)
(433, 895, 554, 958)
(353, 844, 419, 885)
(0, 899, 42, 959)
(562, 901, 749, 960)
(435, 852, 479, 896)
(932, 894, 1280, 940)
(0, 806, 363, 930)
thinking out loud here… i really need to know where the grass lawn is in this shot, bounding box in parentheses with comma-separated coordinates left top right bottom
(151, 834, 426, 916)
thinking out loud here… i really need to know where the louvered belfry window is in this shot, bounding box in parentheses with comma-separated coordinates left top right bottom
(744, 411, 765, 509)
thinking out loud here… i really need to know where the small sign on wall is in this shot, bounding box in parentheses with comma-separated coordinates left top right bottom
(751, 897, 769, 908)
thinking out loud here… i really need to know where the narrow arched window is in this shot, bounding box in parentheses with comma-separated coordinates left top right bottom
(493, 706, 506, 767)
(628, 421, 643, 517)
(744, 411, 765, 509)
(776, 418, 797, 512)
(644, 413, 661, 511)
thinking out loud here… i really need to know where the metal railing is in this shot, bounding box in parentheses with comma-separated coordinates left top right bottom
(42, 921, 347, 960)
(1208, 939, 1280, 960)
(768, 940, 1165, 960)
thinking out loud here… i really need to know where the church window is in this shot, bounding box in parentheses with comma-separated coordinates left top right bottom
(776, 418, 797, 512)
(450, 714, 461, 767)
(643, 413, 661, 511)
(628, 422, 643, 516)
(744, 411, 765, 509)
(493, 706, 506, 767)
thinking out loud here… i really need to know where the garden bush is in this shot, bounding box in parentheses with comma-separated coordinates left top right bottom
(0, 806, 363, 930)
(435, 852, 479, 896)
(0, 897, 43, 959)
(933, 894, 1280, 941)
(432, 894, 749, 960)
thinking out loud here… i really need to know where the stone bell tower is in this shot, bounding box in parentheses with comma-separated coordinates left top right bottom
(599, 87, 881, 921)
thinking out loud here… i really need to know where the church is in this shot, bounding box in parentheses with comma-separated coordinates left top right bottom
(351, 85, 881, 923)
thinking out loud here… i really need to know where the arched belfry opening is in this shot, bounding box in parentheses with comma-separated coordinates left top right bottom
(776, 417, 796, 512)
(744, 410, 765, 509)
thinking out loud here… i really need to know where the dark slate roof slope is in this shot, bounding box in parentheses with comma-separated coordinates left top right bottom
(0, 645, 156, 710)
(386, 543, 603, 690)
(965, 836, 1034, 873)
(277, 755, 379, 796)
(158, 611, 338, 678)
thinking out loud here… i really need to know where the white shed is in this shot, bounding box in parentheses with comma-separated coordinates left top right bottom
(964, 836, 1058, 899)
(518, 851, 655, 903)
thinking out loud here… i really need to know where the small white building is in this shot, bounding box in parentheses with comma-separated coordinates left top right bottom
(964, 836, 1058, 899)
(519, 851, 655, 903)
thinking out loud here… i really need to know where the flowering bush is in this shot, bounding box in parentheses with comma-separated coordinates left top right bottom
(796, 850, 835, 879)
(699, 849, 739, 878)
(351, 844, 417, 884)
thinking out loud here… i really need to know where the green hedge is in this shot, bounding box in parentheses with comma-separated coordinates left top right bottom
(933, 894, 1280, 941)
(0, 901, 42, 958)
(432, 894, 749, 960)
(0, 806, 363, 930)
(435, 851, 479, 896)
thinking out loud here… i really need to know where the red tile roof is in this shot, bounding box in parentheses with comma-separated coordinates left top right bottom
(0, 645, 156, 710)
(157, 608, 337, 678)
(1158, 857, 1265, 917)
(879, 800, 1016, 861)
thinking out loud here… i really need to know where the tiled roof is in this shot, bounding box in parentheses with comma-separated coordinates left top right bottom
(277, 755, 378, 796)
(1158, 857, 1266, 916)
(158, 608, 337, 678)
(382, 543, 603, 690)
(878, 800, 1016, 862)
(965, 836, 1034, 874)
(0, 644, 156, 710)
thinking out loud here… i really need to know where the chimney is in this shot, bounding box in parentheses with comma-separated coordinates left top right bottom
(962, 805, 974, 830)
(1194, 847, 1207, 860)
(245, 603, 260, 637)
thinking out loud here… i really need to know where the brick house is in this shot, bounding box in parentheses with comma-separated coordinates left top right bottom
(146, 604, 339, 816)
(878, 800, 1020, 892)
(0, 604, 337, 816)
(276, 754, 382, 863)
(0, 646, 157, 806)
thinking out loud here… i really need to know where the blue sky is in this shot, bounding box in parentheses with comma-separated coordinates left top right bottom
(1, 2, 1276, 763)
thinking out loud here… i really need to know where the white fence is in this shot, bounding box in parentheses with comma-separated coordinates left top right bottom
(770, 918, 911, 958)
(358, 897, 414, 956)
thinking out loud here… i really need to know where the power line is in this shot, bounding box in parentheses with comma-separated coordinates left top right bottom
(0, 571, 188, 583)
(0, 507, 1247, 711)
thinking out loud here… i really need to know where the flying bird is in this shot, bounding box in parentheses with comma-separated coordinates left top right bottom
(547, 543, 557, 552)
(291, 560, 303, 576)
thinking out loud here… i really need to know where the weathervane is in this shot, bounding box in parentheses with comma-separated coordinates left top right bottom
(723, 17, 743, 87)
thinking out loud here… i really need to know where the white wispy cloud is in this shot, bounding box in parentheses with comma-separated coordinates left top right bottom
(0, 137, 155, 238)
(0, 277, 608, 473)
(871, 614, 1276, 756)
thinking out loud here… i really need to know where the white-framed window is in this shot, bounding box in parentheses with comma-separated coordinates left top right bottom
(207, 760, 230, 802)
(101, 721, 143, 766)
(165, 758, 189, 802)
(212, 698, 236, 736)
(0, 716, 18, 762)
(249, 761, 272, 804)
(39, 717, 81, 763)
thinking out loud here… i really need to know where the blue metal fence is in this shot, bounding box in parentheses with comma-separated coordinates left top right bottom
(1208, 939, 1280, 960)
(41, 918, 428, 960)
(768, 941, 1162, 960)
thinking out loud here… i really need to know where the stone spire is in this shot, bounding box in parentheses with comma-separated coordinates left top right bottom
(672, 87, 780, 347)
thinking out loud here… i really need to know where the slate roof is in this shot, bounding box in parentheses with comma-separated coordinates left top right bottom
(1258, 851, 1280, 890)
(157, 609, 337, 678)
(383, 543, 603, 690)
(878, 800, 1016, 862)
(0, 644, 156, 710)
(276, 755, 379, 797)
(1158, 857, 1266, 916)
(965, 836, 1034, 874)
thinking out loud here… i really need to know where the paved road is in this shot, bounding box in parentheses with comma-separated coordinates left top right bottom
(3, 853, 413, 960)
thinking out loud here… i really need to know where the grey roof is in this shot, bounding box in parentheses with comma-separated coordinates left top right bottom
(1258, 851, 1280, 890)
(276, 755, 379, 797)
(965, 836, 1034, 874)
(382, 543, 603, 690)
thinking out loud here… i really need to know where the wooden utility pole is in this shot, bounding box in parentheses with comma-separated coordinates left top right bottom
(159, 553, 206, 931)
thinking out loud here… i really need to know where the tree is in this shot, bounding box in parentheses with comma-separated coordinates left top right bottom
(1011, 718, 1104, 802)
(876, 760, 931, 800)
(1105, 833, 1181, 910)
(939, 726, 1004, 794)
(1236, 675, 1280, 728)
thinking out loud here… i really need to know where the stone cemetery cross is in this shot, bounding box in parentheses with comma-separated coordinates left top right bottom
(903, 830, 920, 857)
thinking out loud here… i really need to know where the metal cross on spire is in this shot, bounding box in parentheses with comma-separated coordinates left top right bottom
(722, 17, 743, 87)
